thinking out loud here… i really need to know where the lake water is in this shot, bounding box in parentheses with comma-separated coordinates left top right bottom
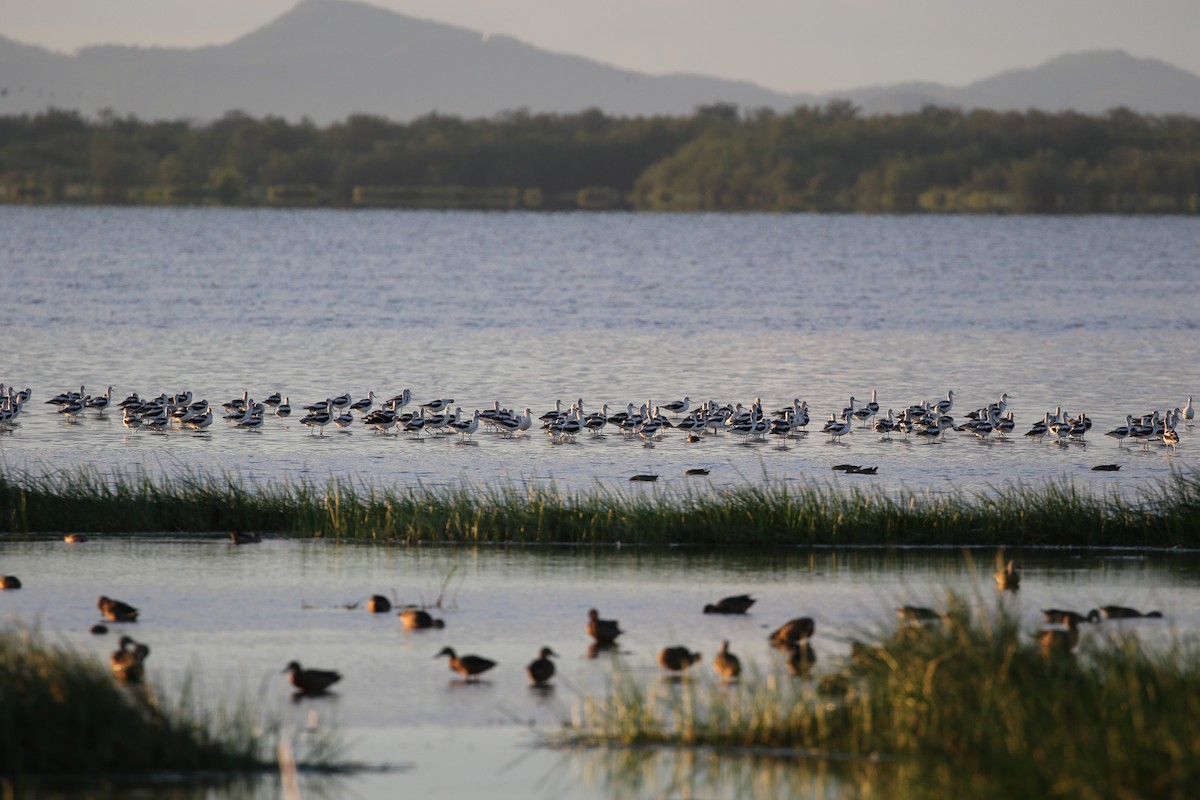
(2, 538, 1197, 798)
(0, 207, 1197, 496)
(1, 208, 1199, 797)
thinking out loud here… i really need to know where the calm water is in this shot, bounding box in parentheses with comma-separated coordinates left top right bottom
(2, 538, 1198, 798)
(0, 207, 1197, 496)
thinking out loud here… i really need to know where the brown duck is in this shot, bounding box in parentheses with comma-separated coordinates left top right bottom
(229, 529, 262, 545)
(526, 647, 557, 686)
(994, 560, 1020, 591)
(658, 646, 701, 674)
(897, 606, 940, 624)
(1038, 615, 1081, 656)
(98, 595, 139, 622)
(366, 594, 392, 613)
(768, 617, 815, 648)
(399, 608, 445, 629)
(284, 661, 342, 695)
(587, 608, 622, 644)
(712, 640, 741, 679)
(64, 533, 88, 543)
(787, 641, 817, 676)
(110, 635, 150, 684)
(1, 575, 21, 590)
(435, 647, 496, 680)
(703, 594, 756, 615)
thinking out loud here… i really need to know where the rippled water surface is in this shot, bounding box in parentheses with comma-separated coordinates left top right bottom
(3, 539, 1199, 798)
(1, 208, 1197, 494)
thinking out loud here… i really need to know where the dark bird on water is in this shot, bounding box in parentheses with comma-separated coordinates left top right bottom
(1091, 464, 1122, 472)
(994, 560, 1020, 591)
(526, 647, 557, 686)
(684, 467, 710, 476)
(587, 608, 622, 644)
(769, 617, 815, 648)
(284, 661, 343, 695)
(629, 474, 658, 482)
(1088, 606, 1163, 621)
(435, 646, 496, 680)
(1, 575, 20, 590)
(787, 641, 817, 676)
(703, 594, 756, 614)
(399, 608, 445, 629)
(229, 529, 262, 545)
(98, 595, 138, 622)
(712, 640, 741, 679)
(366, 594, 392, 613)
(658, 645, 701, 674)
(110, 635, 150, 684)
(1042, 608, 1093, 626)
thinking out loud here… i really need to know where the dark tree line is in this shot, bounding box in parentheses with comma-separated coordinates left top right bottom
(1, 103, 1197, 212)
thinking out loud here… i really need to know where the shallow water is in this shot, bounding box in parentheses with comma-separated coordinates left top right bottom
(0, 208, 1197, 497)
(2, 538, 1198, 797)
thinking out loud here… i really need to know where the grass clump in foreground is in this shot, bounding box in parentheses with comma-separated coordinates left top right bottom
(569, 598, 1200, 799)
(0, 628, 276, 778)
(1, 466, 1199, 547)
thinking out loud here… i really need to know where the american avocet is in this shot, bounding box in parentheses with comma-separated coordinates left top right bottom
(995, 411, 1016, 438)
(825, 414, 852, 442)
(865, 389, 880, 417)
(301, 401, 332, 436)
(333, 409, 354, 432)
(661, 397, 690, 415)
(263, 392, 282, 408)
(350, 391, 375, 414)
(935, 390, 955, 415)
(275, 397, 291, 420)
(452, 409, 481, 441)
(421, 397, 454, 414)
(384, 389, 411, 410)
(87, 386, 113, 414)
(1184, 395, 1195, 424)
(874, 409, 896, 437)
(330, 392, 352, 411)
(188, 409, 214, 434)
(1105, 415, 1133, 445)
(403, 409, 426, 437)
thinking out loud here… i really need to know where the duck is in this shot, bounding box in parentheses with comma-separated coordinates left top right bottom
(711, 640, 741, 680)
(587, 608, 623, 644)
(399, 608, 445, 629)
(1087, 606, 1163, 622)
(703, 594, 756, 614)
(98, 595, 139, 622)
(435, 647, 496, 680)
(526, 647, 557, 686)
(2, 575, 21, 590)
(657, 646, 701, 674)
(768, 617, 815, 648)
(994, 560, 1020, 591)
(110, 635, 150, 683)
(787, 641, 817, 676)
(366, 594, 392, 613)
(284, 661, 342, 695)
(896, 605, 940, 624)
(229, 529, 261, 545)
(1042, 608, 1092, 626)
(1038, 615, 1080, 656)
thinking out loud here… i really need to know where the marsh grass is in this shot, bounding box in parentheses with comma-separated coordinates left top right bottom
(1, 466, 1198, 547)
(0, 628, 275, 777)
(569, 597, 1200, 799)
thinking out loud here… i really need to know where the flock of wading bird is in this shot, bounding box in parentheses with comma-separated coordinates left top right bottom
(1, 548, 1166, 695)
(7, 385, 1194, 463)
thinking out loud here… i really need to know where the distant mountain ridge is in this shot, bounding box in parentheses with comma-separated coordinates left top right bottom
(2, 0, 1199, 122)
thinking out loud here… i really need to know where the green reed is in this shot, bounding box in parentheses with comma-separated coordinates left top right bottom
(569, 596, 1200, 799)
(1, 466, 1197, 547)
(0, 628, 274, 776)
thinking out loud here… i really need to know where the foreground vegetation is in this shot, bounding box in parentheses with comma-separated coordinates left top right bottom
(1, 104, 1198, 212)
(570, 598, 1200, 799)
(0, 629, 269, 777)
(1, 467, 1198, 547)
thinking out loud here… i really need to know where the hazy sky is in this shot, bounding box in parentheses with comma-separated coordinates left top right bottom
(4, 0, 1199, 93)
